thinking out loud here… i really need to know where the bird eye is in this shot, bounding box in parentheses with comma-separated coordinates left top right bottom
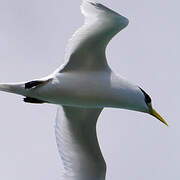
(139, 87, 152, 104)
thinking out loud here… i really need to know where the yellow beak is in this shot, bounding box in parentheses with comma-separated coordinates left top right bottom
(151, 108, 168, 126)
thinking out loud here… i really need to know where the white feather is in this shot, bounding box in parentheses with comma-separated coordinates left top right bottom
(59, 0, 129, 72)
(55, 106, 105, 180)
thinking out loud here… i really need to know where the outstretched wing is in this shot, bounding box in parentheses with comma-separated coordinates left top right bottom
(59, 0, 129, 72)
(55, 106, 105, 180)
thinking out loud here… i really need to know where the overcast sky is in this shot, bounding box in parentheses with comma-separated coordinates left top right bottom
(0, 0, 179, 180)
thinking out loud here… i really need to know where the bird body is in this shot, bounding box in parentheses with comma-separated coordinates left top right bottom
(0, 1, 167, 180)
(0, 71, 146, 111)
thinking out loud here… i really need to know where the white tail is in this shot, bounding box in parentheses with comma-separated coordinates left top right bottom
(0, 82, 27, 96)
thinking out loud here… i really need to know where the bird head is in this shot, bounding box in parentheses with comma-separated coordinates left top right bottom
(139, 87, 168, 126)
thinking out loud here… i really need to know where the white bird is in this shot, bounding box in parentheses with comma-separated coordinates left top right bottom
(0, 1, 167, 180)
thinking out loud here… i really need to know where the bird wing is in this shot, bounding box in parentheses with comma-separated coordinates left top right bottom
(55, 106, 106, 180)
(59, 0, 129, 72)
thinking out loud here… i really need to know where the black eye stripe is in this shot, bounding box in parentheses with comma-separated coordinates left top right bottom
(139, 87, 151, 104)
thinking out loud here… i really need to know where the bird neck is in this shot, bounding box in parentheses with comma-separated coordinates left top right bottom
(56, 108, 106, 180)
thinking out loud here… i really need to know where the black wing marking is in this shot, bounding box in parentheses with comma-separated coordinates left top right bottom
(25, 80, 45, 89)
(24, 97, 47, 104)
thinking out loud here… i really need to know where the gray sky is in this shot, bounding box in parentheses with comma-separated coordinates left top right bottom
(0, 0, 179, 179)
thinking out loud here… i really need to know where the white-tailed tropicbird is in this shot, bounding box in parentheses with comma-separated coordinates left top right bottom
(0, 1, 168, 180)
